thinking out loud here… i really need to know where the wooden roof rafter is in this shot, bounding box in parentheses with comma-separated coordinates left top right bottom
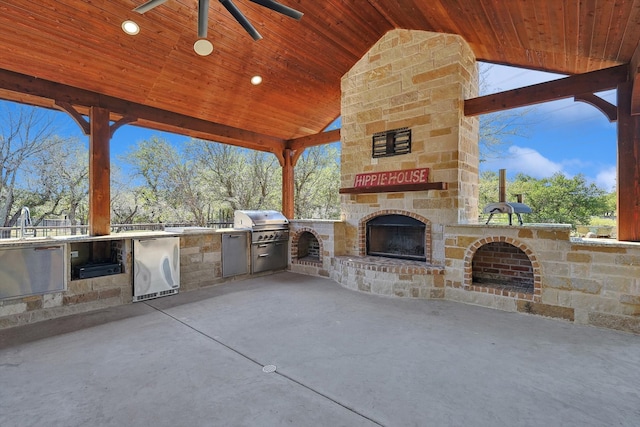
(0, 68, 286, 154)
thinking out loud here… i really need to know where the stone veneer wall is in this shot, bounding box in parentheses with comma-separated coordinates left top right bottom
(178, 230, 225, 291)
(340, 29, 479, 264)
(289, 220, 345, 278)
(445, 224, 640, 334)
(290, 221, 640, 334)
(2, 227, 639, 334)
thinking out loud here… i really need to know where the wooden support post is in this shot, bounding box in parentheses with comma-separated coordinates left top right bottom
(89, 107, 111, 236)
(282, 148, 295, 219)
(617, 82, 640, 242)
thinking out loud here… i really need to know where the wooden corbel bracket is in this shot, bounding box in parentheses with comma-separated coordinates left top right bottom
(573, 93, 617, 122)
(53, 100, 137, 137)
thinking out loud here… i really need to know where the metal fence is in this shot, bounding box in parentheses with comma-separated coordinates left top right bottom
(0, 222, 233, 240)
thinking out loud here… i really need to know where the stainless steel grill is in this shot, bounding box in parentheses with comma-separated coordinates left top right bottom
(483, 169, 532, 226)
(234, 210, 290, 273)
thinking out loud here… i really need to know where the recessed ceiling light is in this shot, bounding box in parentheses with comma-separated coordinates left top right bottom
(121, 20, 140, 35)
(194, 39, 214, 56)
(251, 75, 263, 85)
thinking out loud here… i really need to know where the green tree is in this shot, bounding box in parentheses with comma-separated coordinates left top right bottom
(599, 190, 617, 217)
(294, 144, 340, 219)
(26, 137, 89, 230)
(478, 170, 500, 212)
(124, 137, 193, 223)
(191, 140, 281, 211)
(508, 173, 608, 226)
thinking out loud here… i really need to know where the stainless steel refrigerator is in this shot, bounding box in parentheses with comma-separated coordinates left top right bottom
(133, 237, 180, 302)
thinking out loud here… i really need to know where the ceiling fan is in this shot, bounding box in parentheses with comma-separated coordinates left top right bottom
(133, 0, 303, 41)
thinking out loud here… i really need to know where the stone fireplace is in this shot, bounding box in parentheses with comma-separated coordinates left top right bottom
(338, 29, 479, 268)
(328, 29, 478, 298)
(290, 29, 640, 335)
(366, 214, 426, 262)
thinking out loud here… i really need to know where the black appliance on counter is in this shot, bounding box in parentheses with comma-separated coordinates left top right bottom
(234, 210, 290, 274)
(483, 169, 532, 226)
(75, 262, 122, 279)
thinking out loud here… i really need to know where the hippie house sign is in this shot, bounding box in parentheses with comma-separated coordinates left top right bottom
(339, 168, 447, 194)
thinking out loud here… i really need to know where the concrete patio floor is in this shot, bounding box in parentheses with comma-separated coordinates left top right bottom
(1, 272, 639, 427)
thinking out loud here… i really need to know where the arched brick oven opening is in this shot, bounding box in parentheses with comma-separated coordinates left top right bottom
(359, 210, 432, 263)
(464, 237, 541, 301)
(291, 229, 323, 265)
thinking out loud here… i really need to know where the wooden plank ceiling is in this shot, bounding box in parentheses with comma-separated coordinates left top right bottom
(0, 0, 638, 147)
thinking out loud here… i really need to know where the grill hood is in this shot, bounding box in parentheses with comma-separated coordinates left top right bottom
(234, 210, 289, 229)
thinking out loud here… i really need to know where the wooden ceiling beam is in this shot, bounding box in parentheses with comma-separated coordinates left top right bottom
(0, 68, 286, 153)
(287, 129, 341, 151)
(464, 64, 629, 116)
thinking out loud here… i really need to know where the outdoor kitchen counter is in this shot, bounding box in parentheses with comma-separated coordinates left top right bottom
(0, 230, 180, 247)
(447, 223, 640, 249)
(0, 228, 252, 329)
(165, 227, 252, 234)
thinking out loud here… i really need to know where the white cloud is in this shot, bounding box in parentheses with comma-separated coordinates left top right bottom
(595, 166, 616, 191)
(481, 145, 617, 191)
(481, 146, 563, 178)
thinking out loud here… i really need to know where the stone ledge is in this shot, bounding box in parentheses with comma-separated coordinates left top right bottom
(292, 258, 322, 267)
(333, 256, 445, 275)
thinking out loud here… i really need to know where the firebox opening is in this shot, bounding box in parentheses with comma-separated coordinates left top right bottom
(297, 231, 320, 262)
(366, 215, 426, 262)
(472, 242, 534, 293)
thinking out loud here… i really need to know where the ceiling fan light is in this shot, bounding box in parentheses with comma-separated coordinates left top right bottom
(251, 75, 263, 85)
(194, 39, 214, 56)
(121, 20, 140, 35)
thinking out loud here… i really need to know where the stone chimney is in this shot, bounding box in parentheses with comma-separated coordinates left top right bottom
(340, 29, 479, 264)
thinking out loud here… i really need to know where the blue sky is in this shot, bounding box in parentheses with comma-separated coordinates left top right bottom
(3, 62, 619, 192)
(478, 63, 618, 191)
(106, 62, 618, 192)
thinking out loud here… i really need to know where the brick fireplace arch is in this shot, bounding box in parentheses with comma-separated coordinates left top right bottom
(358, 210, 432, 263)
(291, 228, 324, 266)
(463, 237, 541, 302)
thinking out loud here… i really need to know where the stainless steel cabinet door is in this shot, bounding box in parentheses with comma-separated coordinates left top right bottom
(0, 245, 65, 299)
(222, 233, 249, 277)
(251, 241, 288, 274)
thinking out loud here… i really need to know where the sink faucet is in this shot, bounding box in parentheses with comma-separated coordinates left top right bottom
(20, 206, 34, 239)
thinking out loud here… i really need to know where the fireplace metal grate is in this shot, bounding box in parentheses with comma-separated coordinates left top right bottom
(366, 214, 426, 262)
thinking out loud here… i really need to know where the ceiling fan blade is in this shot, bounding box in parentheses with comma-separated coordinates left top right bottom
(219, 0, 263, 41)
(133, 0, 169, 14)
(198, 0, 210, 38)
(248, 0, 303, 20)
